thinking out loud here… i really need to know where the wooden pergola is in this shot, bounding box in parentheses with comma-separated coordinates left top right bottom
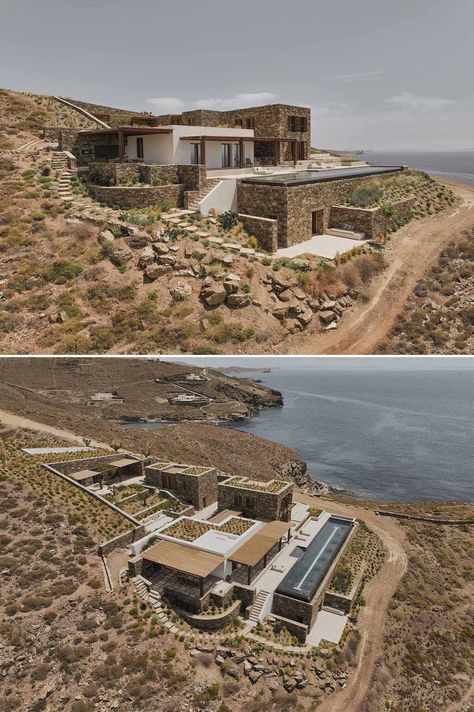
(142, 540, 223, 597)
(228, 520, 292, 585)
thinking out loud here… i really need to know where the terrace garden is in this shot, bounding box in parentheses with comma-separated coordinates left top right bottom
(219, 517, 254, 535)
(329, 521, 385, 595)
(161, 518, 213, 542)
(345, 171, 455, 218)
(224, 477, 288, 493)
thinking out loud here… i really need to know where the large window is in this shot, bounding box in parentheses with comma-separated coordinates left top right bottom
(94, 145, 119, 159)
(233, 142, 241, 167)
(136, 137, 144, 159)
(190, 143, 200, 164)
(221, 143, 231, 167)
(288, 116, 307, 132)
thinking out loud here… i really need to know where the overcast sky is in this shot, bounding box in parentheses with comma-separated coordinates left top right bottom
(1, 0, 473, 150)
(170, 356, 474, 371)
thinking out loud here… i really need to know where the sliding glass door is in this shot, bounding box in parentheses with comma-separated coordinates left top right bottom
(221, 143, 231, 168)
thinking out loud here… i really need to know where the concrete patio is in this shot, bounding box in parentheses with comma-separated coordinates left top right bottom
(276, 234, 369, 260)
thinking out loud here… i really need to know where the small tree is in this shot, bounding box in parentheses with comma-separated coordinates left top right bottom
(379, 202, 396, 243)
(111, 442, 122, 453)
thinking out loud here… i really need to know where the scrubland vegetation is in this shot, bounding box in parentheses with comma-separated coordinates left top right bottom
(381, 227, 474, 353)
(363, 507, 473, 712)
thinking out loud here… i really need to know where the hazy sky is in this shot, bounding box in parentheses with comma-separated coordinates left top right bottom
(171, 356, 474, 371)
(1, 0, 473, 150)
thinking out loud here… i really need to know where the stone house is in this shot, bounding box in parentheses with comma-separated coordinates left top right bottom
(217, 476, 293, 522)
(145, 461, 218, 510)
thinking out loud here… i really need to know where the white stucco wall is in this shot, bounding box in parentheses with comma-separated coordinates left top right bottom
(199, 179, 237, 215)
(124, 126, 255, 168)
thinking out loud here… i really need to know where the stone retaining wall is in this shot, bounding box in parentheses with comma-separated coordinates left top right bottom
(88, 184, 182, 209)
(329, 196, 415, 240)
(238, 213, 278, 252)
(176, 599, 241, 630)
(272, 614, 309, 644)
(375, 511, 474, 525)
(58, 128, 81, 152)
(98, 525, 146, 556)
(49, 453, 142, 477)
(237, 170, 405, 248)
(272, 591, 322, 630)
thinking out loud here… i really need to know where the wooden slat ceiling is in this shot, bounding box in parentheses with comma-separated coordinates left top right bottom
(142, 540, 223, 578)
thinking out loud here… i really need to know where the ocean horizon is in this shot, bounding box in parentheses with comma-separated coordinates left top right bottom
(358, 149, 474, 187)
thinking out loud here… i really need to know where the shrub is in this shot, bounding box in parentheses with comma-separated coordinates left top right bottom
(31, 211, 46, 222)
(347, 183, 383, 208)
(217, 210, 238, 231)
(47, 260, 83, 281)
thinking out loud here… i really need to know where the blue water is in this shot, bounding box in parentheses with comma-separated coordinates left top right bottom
(359, 150, 474, 187)
(223, 368, 474, 502)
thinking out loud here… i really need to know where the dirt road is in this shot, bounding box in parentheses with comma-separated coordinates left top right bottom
(294, 492, 408, 712)
(288, 179, 474, 354)
(0, 407, 110, 449)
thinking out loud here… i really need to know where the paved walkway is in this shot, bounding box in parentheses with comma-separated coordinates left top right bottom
(276, 234, 368, 260)
(306, 610, 348, 646)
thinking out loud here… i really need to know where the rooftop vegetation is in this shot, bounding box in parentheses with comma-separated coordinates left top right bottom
(224, 477, 288, 493)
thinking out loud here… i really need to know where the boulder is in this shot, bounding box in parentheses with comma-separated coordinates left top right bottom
(200, 284, 227, 306)
(248, 670, 263, 684)
(223, 274, 241, 294)
(319, 310, 336, 325)
(109, 246, 132, 266)
(272, 275, 293, 292)
(278, 289, 293, 302)
(145, 265, 173, 280)
(227, 293, 251, 309)
(156, 254, 177, 267)
(170, 282, 192, 299)
(321, 299, 336, 310)
(97, 229, 115, 249)
(124, 232, 149, 249)
(291, 287, 306, 300)
(138, 245, 155, 269)
(153, 243, 170, 255)
(272, 306, 288, 321)
(297, 310, 313, 328)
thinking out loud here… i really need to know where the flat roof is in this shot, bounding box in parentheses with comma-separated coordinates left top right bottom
(70, 469, 100, 482)
(276, 516, 354, 602)
(180, 135, 290, 142)
(228, 520, 291, 567)
(109, 458, 138, 468)
(240, 165, 404, 186)
(142, 540, 223, 578)
(79, 127, 172, 136)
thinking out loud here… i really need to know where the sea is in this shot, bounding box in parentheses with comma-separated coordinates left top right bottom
(359, 150, 474, 187)
(122, 365, 474, 503)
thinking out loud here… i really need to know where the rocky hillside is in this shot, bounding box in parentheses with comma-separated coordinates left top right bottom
(0, 86, 458, 355)
(0, 357, 282, 423)
(380, 226, 474, 354)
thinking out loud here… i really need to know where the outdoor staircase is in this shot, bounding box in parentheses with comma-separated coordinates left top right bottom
(52, 152, 76, 202)
(187, 178, 221, 211)
(51, 151, 68, 170)
(248, 590, 271, 624)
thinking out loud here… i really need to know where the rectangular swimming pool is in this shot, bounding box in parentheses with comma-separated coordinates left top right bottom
(240, 165, 404, 187)
(276, 516, 354, 602)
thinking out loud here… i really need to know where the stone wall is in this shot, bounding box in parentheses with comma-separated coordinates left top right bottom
(48, 453, 142, 477)
(58, 128, 81, 152)
(145, 466, 218, 510)
(98, 525, 146, 556)
(238, 213, 278, 253)
(237, 169, 405, 248)
(323, 590, 353, 615)
(272, 614, 309, 644)
(330, 196, 415, 240)
(176, 599, 241, 630)
(233, 583, 256, 609)
(272, 591, 322, 630)
(217, 481, 293, 521)
(69, 131, 120, 166)
(88, 162, 141, 186)
(88, 184, 182, 209)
